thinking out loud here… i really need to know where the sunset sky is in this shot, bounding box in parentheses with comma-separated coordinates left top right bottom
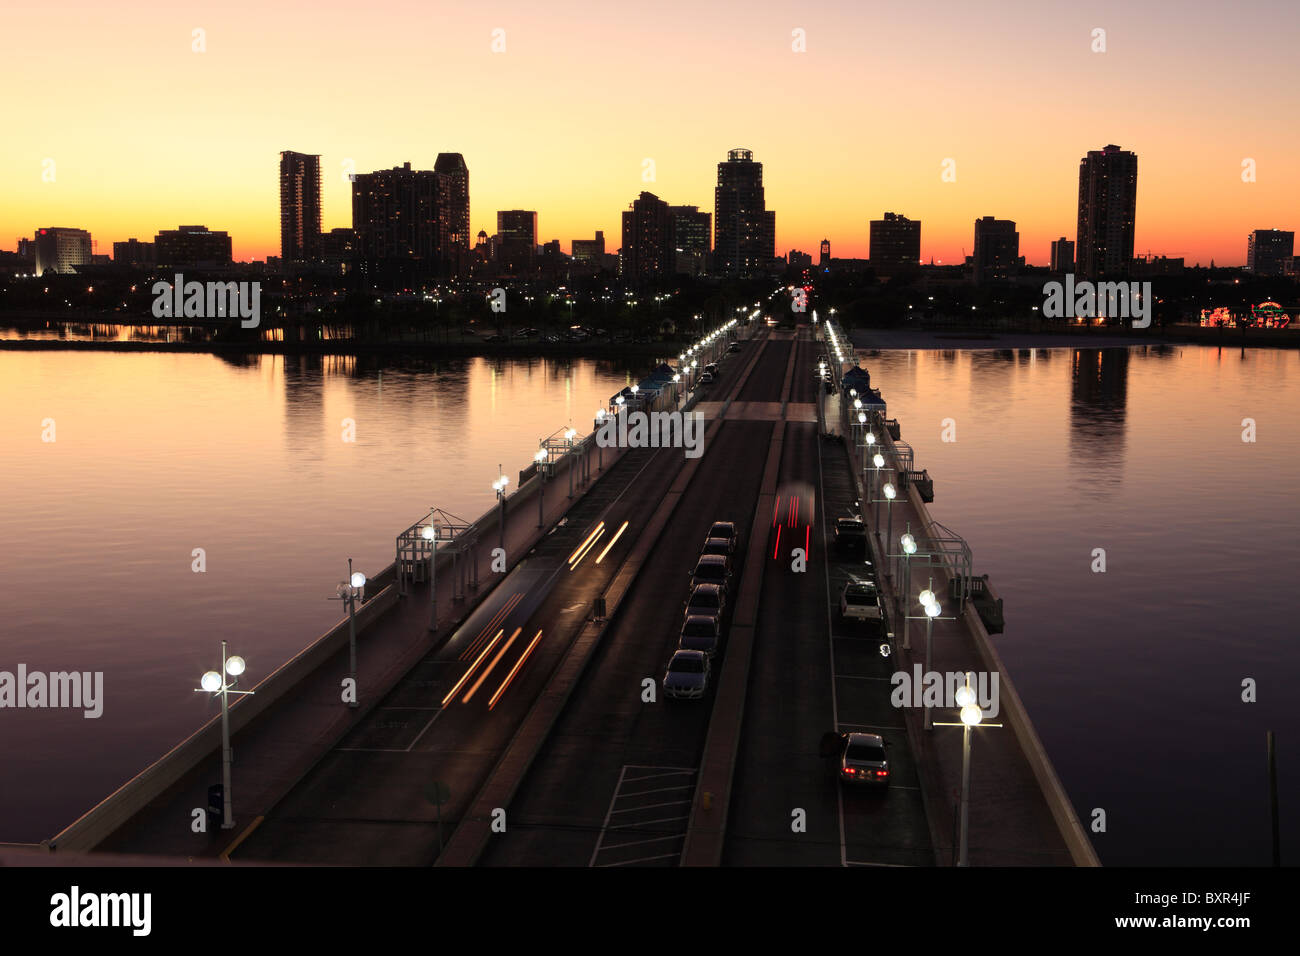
(4, 0, 1298, 266)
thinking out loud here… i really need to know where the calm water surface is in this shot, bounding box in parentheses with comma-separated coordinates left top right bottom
(1, 344, 1296, 864)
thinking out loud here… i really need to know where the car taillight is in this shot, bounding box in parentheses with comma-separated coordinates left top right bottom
(843, 767, 855, 775)
(876, 770, 888, 777)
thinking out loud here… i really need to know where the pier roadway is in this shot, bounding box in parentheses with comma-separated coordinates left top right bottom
(78, 333, 757, 861)
(480, 330, 812, 866)
(720, 341, 933, 865)
(217, 330, 766, 863)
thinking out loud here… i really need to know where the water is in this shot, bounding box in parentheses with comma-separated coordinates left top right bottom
(1, 344, 1296, 864)
(0, 351, 636, 841)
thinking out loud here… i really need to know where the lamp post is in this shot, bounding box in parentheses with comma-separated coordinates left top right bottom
(913, 581, 954, 730)
(421, 524, 437, 631)
(493, 470, 509, 556)
(196, 641, 253, 830)
(535, 448, 548, 527)
(342, 559, 365, 708)
(871, 453, 885, 525)
(880, 483, 897, 569)
(934, 673, 1003, 866)
(565, 427, 577, 497)
(900, 529, 917, 649)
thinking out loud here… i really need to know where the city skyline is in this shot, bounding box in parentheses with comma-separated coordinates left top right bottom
(4, 0, 1298, 266)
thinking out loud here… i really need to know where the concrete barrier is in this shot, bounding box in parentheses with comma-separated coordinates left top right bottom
(48, 584, 400, 853)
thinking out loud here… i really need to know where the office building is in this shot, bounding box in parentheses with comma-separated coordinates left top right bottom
(497, 210, 537, 273)
(113, 238, 156, 267)
(714, 148, 775, 275)
(33, 227, 92, 276)
(1076, 144, 1138, 278)
(869, 213, 920, 274)
(154, 225, 233, 267)
(972, 216, 1019, 283)
(571, 231, 606, 261)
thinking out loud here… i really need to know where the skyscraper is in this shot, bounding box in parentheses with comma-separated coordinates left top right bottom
(1246, 229, 1294, 276)
(497, 210, 537, 273)
(869, 213, 920, 274)
(713, 148, 775, 275)
(669, 205, 711, 275)
(972, 217, 1019, 283)
(280, 151, 322, 263)
(1076, 145, 1137, 278)
(434, 153, 470, 275)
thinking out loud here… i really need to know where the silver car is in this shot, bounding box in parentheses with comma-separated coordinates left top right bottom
(679, 615, 721, 657)
(663, 649, 710, 699)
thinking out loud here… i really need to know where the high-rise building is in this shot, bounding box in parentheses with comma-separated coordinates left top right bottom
(280, 151, 322, 263)
(434, 153, 470, 275)
(819, 239, 831, 269)
(571, 231, 606, 261)
(497, 210, 537, 273)
(670, 205, 711, 275)
(869, 213, 920, 274)
(154, 225, 232, 267)
(788, 249, 813, 270)
(113, 238, 156, 267)
(351, 162, 439, 279)
(1246, 229, 1294, 276)
(1076, 144, 1137, 278)
(714, 148, 775, 275)
(33, 227, 92, 276)
(972, 217, 1019, 283)
(620, 191, 673, 284)
(1050, 237, 1074, 273)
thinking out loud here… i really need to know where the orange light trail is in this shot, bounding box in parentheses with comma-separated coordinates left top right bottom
(443, 628, 505, 706)
(460, 592, 524, 661)
(487, 629, 544, 710)
(594, 521, 629, 564)
(569, 527, 606, 570)
(567, 522, 605, 565)
(462, 627, 522, 704)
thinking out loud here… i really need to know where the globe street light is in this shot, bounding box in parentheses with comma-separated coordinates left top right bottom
(535, 448, 549, 528)
(493, 470, 509, 556)
(900, 529, 917, 648)
(565, 428, 578, 498)
(334, 558, 366, 709)
(934, 672, 1003, 866)
(195, 640, 253, 830)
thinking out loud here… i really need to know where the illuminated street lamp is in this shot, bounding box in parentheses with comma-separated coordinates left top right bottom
(339, 559, 365, 709)
(421, 524, 438, 630)
(195, 640, 253, 830)
(565, 427, 578, 497)
(934, 673, 1003, 866)
(899, 529, 917, 648)
(493, 469, 509, 555)
(535, 448, 549, 528)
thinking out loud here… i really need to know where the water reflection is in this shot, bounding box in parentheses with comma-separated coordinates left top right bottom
(1068, 348, 1129, 494)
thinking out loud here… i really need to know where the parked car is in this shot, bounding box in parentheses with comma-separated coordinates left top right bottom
(678, 615, 721, 657)
(700, 535, 734, 558)
(820, 731, 890, 787)
(684, 583, 725, 622)
(834, 517, 867, 555)
(704, 363, 718, 375)
(727, 342, 742, 353)
(689, 554, 732, 592)
(700, 371, 716, 385)
(482, 332, 507, 343)
(663, 649, 711, 699)
(708, 521, 738, 551)
(840, 579, 882, 623)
